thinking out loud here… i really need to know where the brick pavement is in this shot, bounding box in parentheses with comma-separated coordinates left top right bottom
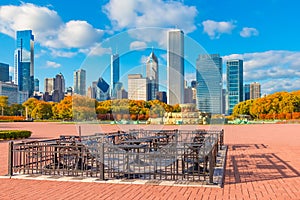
(0, 122, 300, 199)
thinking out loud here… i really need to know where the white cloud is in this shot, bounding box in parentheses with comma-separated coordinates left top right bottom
(240, 27, 259, 38)
(130, 41, 147, 50)
(223, 50, 300, 94)
(0, 3, 104, 53)
(202, 20, 236, 39)
(79, 43, 112, 56)
(49, 49, 77, 58)
(103, 0, 197, 33)
(46, 61, 61, 68)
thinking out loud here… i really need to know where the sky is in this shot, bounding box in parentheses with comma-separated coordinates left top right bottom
(0, 0, 300, 95)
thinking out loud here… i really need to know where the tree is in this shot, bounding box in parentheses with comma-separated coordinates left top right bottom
(22, 98, 39, 118)
(8, 104, 25, 116)
(31, 102, 53, 119)
(0, 96, 8, 116)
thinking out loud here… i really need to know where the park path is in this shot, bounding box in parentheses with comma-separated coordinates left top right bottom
(0, 122, 300, 199)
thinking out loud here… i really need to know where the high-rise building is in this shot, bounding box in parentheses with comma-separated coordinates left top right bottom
(0, 63, 9, 82)
(196, 54, 222, 114)
(92, 77, 110, 101)
(244, 84, 250, 101)
(111, 54, 119, 97)
(0, 82, 18, 104)
(226, 59, 243, 115)
(146, 51, 158, 100)
(14, 30, 34, 98)
(156, 91, 167, 103)
(52, 73, 65, 102)
(128, 74, 148, 101)
(44, 78, 55, 94)
(191, 80, 197, 88)
(184, 87, 194, 104)
(34, 78, 39, 92)
(167, 29, 184, 105)
(74, 69, 86, 96)
(250, 82, 261, 99)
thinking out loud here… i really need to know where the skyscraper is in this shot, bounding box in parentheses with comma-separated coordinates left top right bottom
(167, 29, 184, 105)
(14, 30, 34, 98)
(44, 78, 55, 93)
(128, 74, 148, 101)
(244, 84, 250, 101)
(250, 82, 261, 99)
(146, 51, 158, 100)
(74, 69, 86, 96)
(0, 63, 9, 82)
(196, 54, 222, 114)
(91, 77, 110, 101)
(52, 73, 65, 102)
(226, 59, 243, 115)
(111, 54, 119, 98)
(34, 78, 39, 92)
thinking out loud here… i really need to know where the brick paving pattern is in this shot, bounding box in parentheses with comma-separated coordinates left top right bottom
(0, 122, 300, 199)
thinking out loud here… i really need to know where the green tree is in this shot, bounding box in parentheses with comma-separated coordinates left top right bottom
(8, 104, 24, 116)
(31, 102, 53, 119)
(23, 98, 39, 118)
(0, 96, 8, 116)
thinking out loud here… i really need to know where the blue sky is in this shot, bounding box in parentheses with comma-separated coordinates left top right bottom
(0, 0, 300, 95)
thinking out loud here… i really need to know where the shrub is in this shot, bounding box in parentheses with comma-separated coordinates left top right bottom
(0, 130, 32, 140)
(0, 116, 26, 122)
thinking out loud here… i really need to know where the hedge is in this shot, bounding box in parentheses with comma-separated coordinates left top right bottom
(0, 130, 32, 140)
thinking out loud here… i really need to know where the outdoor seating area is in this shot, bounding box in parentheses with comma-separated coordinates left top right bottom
(8, 129, 225, 185)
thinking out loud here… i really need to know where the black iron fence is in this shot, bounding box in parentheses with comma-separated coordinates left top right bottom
(8, 129, 224, 184)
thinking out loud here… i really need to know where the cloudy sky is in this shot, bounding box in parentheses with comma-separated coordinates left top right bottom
(0, 0, 299, 95)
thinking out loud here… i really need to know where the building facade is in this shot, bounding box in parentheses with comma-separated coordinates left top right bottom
(146, 51, 159, 100)
(226, 59, 243, 115)
(156, 91, 167, 103)
(74, 69, 86, 96)
(128, 74, 148, 101)
(0, 63, 9, 82)
(196, 54, 222, 114)
(34, 78, 39, 92)
(14, 30, 34, 98)
(244, 84, 250, 101)
(167, 29, 184, 105)
(250, 82, 261, 99)
(111, 54, 119, 98)
(0, 81, 18, 104)
(52, 73, 65, 102)
(44, 78, 55, 94)
(91, 77, 110, 101)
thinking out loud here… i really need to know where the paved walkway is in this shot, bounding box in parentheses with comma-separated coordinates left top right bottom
(0, 122, 300, 199)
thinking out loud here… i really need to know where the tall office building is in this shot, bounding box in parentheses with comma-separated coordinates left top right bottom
(128, 74, 148, 101)
(111, 54, 120, 98)
(91, 77, 110, 101)
(250, 82, 261, 99)
(167, 29, 184, 105)
(146, 51, 158, 100)
(0, 63, 9, 82)
(244, 84, 250, 101)
(52, 73, 65, 102)
(226, 59, 243, 115)
(44, 78, 55, 93)
(14, 30, 34, 98)
(34, 78, 39, 92)
(74, 69, 86, 96)
(196, 54, 222, 114)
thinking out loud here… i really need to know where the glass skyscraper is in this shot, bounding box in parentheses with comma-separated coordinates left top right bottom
(111, 54, 119, 98)
(0, 62, 9, 82)
(167, 29, 184, 105)
(196, 54, 222, 114)
(146, 51, 158, 100)
(74, 69, 86, 96)
(226, 59, 243, 115)
(14, 30, 34, 98)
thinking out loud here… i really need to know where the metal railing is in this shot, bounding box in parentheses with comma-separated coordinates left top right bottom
(8, 129, 224, 184)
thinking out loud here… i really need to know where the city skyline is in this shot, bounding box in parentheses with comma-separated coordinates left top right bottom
(0, 1, 300, 95)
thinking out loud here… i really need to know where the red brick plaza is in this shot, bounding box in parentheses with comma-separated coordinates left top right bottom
(0, 122, 300, 200)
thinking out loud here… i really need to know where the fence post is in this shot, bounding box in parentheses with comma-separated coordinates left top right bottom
(99, 143, 105, 180)
(8, 141, 14, 177)
(209, 150, 214, 184)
